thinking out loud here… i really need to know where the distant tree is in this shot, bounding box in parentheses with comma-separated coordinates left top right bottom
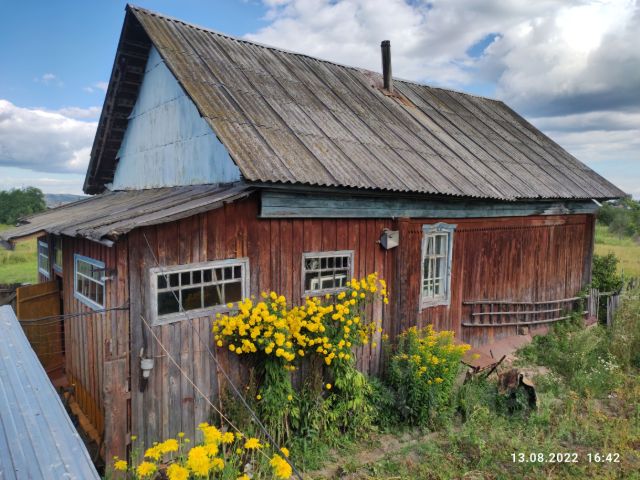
(0, 187, 46, 225)
(592, 253, 624, 293)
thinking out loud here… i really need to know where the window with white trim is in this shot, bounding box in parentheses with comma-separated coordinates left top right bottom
(53, 236, 63, 272)
(38, 240, 50, 278)
(151, 258, 249, 324)
(74, 254, 105, 309)
(421, 223, 455, 307)
(302, 251, 353, 296)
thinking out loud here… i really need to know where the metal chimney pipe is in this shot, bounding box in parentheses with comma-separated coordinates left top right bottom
(381, 40, 393, 93)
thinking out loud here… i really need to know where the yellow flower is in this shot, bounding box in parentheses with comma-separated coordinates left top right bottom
(113, 460, 127, 471)
(178, 432, 185, 438)
(238, 475, 250, 480)
(130, 435, 138, 441)
(244, 437, 263, 450)
(222, 431, 235, 443)
(325, 383, 332, 390)
(136, 462, 157, 478)
(280, 447, 290, 457)
(256, 394, 262, 400)
(187, 446, 211, 476)
(270, 453, 293, 479)
(159, 438, 179, 454)
(167, 464, 189, 480)
(144, 445, 161, 460)
(287, 394, 293, 401)
(212, 457, 225, 471)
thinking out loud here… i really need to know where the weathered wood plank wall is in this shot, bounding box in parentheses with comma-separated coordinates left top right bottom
(397, 214, 594, 346)
(128, 195, 395, 450)
(58, 235, 130, 456)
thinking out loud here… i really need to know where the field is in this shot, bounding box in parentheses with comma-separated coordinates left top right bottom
(0, 224, 37, 284)
(595, 224, 640, 278)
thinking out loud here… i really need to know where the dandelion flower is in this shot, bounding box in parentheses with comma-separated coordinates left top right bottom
(325, 383, 332, 390)
(113, 460, 127, 471)
(244, 437, 263, 450)
(167, 464, 189, 480)
(136, 462, 157, 478)
(270, 454, 293, 479)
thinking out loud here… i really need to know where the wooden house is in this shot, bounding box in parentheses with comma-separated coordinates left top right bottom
(0, 5, 624, 463)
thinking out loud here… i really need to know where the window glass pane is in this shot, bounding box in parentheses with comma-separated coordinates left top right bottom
(234, 266, 241, 278)
(304, 272, 319, 291)
(203, 285, 222, 307)
(226, 267, 234, 280)
(169, 273, 180, 287)
(181, 272, 191, 286)
(157, 275, 167, 289)
(225, 281, 242, 303)
(213, 268, 224, 281)
(158, 291, 180, 315)
(96, 286, 104, 306)
(182, 287, 202, 310)
(203, 269, 212, 282)
(193, 270, 202, 284)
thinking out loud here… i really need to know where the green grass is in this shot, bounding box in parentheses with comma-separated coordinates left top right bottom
(595, 224, 640, 278)
(308, 298, 640, 479)
(0, 224, 37, 284)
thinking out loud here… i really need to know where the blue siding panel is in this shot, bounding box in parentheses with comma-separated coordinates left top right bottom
(111, 47, 240, 190)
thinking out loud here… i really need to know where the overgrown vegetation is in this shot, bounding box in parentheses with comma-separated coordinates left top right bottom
(0, 187, 46, 225)
(317, 287, 640, 479)
(595, 224, 640, 278)
(0, 224, 37, 284)
(597, 197, 640, 238)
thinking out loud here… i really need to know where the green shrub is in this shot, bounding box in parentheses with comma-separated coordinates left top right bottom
(385, 326, 470, 427)
(609, 286, 640, 369)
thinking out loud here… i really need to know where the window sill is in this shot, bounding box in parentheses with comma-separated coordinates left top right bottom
(420, 298, 450, 310)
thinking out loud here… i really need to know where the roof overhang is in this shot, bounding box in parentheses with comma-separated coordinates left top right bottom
(0, 183, 252, 248)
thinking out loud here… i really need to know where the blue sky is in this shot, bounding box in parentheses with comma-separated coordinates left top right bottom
(1, 0, 638, 197)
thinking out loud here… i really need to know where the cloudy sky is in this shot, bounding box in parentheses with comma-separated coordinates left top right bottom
(1, 0, 638, 197)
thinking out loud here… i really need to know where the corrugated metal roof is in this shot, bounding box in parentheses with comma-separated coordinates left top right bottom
(0, 184, 251, 244)
(0, 305, 100, 480)
(83, 5, 625, 200)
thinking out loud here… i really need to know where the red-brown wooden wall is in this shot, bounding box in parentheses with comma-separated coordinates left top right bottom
(38, 193, 594, 457)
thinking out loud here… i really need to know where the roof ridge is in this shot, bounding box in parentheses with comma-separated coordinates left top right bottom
(126, 4, 500, 103)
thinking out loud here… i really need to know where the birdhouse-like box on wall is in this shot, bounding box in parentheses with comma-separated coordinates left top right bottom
(380, 229, 399, 250)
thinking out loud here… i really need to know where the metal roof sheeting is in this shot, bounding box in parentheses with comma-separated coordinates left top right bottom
(0, 305, 100, 480)
(0, 184, 251, 245)
(84, 5, 625, 200)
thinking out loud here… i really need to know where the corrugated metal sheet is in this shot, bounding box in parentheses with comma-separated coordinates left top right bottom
(84, 5, 625, 200)
(0, 305, 100, 480)
(0, 184, 251, 244)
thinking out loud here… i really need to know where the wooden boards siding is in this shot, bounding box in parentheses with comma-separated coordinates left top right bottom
(128, 194, 594, 449)
(396, 214, 594, 346)
(129, 195, 395, 450)
(59, 234, 130, 461)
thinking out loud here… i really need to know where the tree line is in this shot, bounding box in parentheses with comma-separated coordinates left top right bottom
(597, 197, 640, 238)
(0, 187, 46, 225)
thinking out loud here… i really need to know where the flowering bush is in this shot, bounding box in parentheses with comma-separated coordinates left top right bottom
(387, 326, 471, 426)
(111, 424, 292, 479)
(212, 273, 388, 442)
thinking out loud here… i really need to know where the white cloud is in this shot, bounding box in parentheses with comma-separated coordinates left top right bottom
(35, 73, 63, 87)
(54, 106, 101, 120)
(84, 81, 109, 94)
(0, 99, 97, 175)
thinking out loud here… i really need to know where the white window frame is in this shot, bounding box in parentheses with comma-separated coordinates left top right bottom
(74, 254, 106, 310)
(420, 223, 455, 309)
(150, 258, 250, 326)
(37, 240, 50, 278)
(52, 236, 63, 273)
(301, 250, 354, 297)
